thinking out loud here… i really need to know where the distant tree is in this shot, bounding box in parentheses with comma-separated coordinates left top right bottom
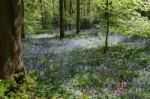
(64, 0, 67, 30)
(39, 0, 45, 29)
(52, 0, 55, 17)
(0, 0, 26, 80)
(103, 0, 109, 53)
(87, 0, 91, 15)
(59, 0, 65, 38)
(76, 0, 80, 34)
(69, 0, 72, 30)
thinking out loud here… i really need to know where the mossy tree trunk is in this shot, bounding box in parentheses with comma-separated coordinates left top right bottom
(0, 0, 25, 80)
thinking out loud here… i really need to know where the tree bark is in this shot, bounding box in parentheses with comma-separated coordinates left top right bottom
(76, 0, 80, 34)
(64, 0, 67, 30)
(69, 0, 72, 30)
(103, 0, 109, 53)
(39, 0, 45, 29)
(0, 0, 25, 80)
(52, 0, 55, 17)
(21, 0, 25, 39)
(59, 0, 65, 38)
(87, 0, 91, 15)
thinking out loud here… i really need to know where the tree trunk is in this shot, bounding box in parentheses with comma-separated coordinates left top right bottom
(44, 4, 47, 29)
(52, 0, 55, 17)
(87, 0, 91, 15)
(103, 0, 109, 53)
(64, 0, 67, 30)
(0, 0, 25, 80)
(21, 0, 25, 39)
(76, 0, 80, 34)
(39, 0, 45, 29)
(59, 0, 64, 38)
(69, 0, 72, 30)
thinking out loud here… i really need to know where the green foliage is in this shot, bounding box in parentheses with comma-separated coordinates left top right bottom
(0, 80, 28, 98)
(0, 75, 34, 99)
(94, 0, 150, 37)
(0, 80, 10, 97)
(23, 0, 150, 38)
(24, 0, 53, 34)
(24, 0, 41, 34)
(80, 16, 93, 29)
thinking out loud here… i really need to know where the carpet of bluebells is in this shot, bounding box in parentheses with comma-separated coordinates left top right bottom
(22, 30, 150, 98)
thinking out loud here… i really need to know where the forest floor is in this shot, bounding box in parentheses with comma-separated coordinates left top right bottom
(22, 29, 150, 98)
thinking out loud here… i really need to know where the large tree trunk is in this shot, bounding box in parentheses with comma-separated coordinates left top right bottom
(21, 0, 25, 39)
(0, 0, 25, 80)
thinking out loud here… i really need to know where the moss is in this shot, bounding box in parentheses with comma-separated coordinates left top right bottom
(0, 73, 35, 98)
